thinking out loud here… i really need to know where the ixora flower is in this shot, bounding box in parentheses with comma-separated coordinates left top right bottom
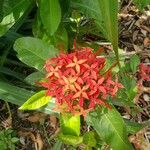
(41, 47, 123, 116)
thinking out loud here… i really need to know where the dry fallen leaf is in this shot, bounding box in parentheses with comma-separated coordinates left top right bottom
(27, 113, 47, 123)
(129, 129, 150, 150)
(18, 131, 43, 150)
(133, 44, 142, 52)
(36, 133, 43, 150)
(144, 37, 150, 47)
(1, 116, 12, 128)
(49, 115, 57, 129)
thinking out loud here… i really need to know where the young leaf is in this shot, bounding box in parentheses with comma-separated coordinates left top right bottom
(130, 55, 140, 73)
(19, 90, 51, 110)
(14, 37, 58, 71)
(60, 113, 80, 136)
(0, 0, 34, 37)
(88, 107, 133, 150)
(39, 0, 61, 35)
(58, 133, 83, 146)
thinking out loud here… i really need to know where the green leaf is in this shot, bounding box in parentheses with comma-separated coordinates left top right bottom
(53, 26, 68, 50)
(125, 120, 144, 134)
(11, 137, 19, 143)
(88, 107, 133, 150)
(25, 71, 45, 85)
(39, 0, 61, 35)
(120, 75, 137, 101)
(19, 90, 51, 110)
(0, 81, 57, 115)
(58, 133, 83, 146)
(0, 0, 34, 37)
(97, 0, 118, 60)
(130, 55, 140, 73)
(71, 0, 119, 60)
(60, 113, 80, 136)
(53, 140, 62, 150)
(133, 0, 150, 11)
(14, 37, 58, 71)
(83, 131, 96, 147)
(0, 66, 25, 81)
(0, 81, 34, 106)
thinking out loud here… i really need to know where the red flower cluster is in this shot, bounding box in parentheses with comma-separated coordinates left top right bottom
(137, 63, 150, 90)
(41, 47, 123, 115)
(139, 63, 150, 81)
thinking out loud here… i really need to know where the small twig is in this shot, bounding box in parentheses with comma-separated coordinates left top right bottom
(5, 101, 12, 119)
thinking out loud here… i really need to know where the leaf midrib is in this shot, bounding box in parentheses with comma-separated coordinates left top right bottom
(104, 113, 131, 149)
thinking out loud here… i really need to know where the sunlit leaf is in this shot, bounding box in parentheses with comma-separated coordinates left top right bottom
(0, 0, 34, 37)
(60, 113, 80, 136)
(19, 90, 51, 110)
(58, 133, 83, 146)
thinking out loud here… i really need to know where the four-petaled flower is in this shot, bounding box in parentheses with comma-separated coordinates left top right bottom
(67, 56, 87, 73)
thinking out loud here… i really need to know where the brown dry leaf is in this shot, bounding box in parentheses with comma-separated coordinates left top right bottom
(49, 115, 57, 129)
(18, 131, 43, 150)
(18, 131, 36, 142)
(36, 133, 43, 150)
(2, 116, 12, 128)
(18, 131, 37, 149)
(133, 44, 142, 52)
(129, 129, 150, 150)
(144, 37, 150, 47)
(133, 30, 139, 42)
(27, 113, 47, 123)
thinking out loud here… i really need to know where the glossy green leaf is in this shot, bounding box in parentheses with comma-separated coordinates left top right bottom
(130, 55, 140, 73)
(25, 71, 45, 85)
(39, 0, 61, 35)
(0, 0, 33, 37)
(14, 37, 58, 71)
(60, 113, 80, 136)
(133, 0, 150, 11)
(19, 90, 51, 110)
(71, 0, 119, 60)
(88, 107, 133, 150)
(58, 133, 83, 146)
